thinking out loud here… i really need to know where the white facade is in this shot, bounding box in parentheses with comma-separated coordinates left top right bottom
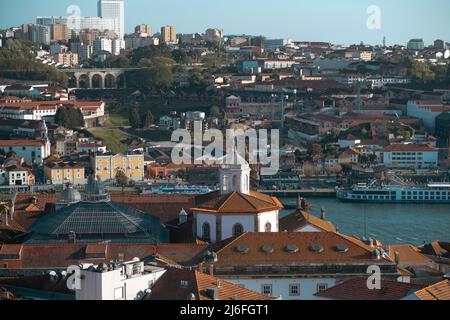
(383, 148, 438, 169)
(0, 140, 50, 165)
(338, 138, 361, 149)
(407, 101, 449, 132)
(225, 277, 337, 300)
(8, 169, 32, 186)
(219, 163, 250, 195)
(98, 0, 125, 40)
(194, 156, 280, 242)
(36, 16, 116, 35)
(194, 211, 279, 243)
(75, 260, 166, 301)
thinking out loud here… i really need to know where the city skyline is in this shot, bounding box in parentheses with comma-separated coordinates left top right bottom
(0, 0, 449, 45)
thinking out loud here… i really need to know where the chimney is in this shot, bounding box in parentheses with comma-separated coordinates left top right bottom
(2, 208, 9, 226)
(179, 208, 188, 225)
(10, 193, 16, 220)
(394, 251, 401, 265)
(296, 195, 302, 210)
(68, 231, 76, 244)
(197, 261, 205, 273)
(320, 207, 326, 220)
(206, 288, 219, 300)
(208, 263, 214, 277)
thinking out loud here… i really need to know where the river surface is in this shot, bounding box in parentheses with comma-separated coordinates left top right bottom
(280, 198, 450, 246)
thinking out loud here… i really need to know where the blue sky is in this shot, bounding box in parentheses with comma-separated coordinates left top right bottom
(1, 0, 449, 45)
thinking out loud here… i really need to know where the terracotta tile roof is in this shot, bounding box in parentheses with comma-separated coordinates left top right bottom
(387, 244, 434, 265)
(0, 100, 104, 110)
(146, 268, 273, 300)
(13, 193, 196, 225)
(410, 100, 444, 106)
(383, 144, 438, 152)
(0, 275, 74, 297)
(414, 280, 450, 300)
(419, 241, 450, 258)
(279, 211, 337, 233)
(315, 277, 424, 300)
(192, 191, 283, 214)
(0, 243, 208, 269)
(0, 140, 45, 147)
(213, 232, 393, 267)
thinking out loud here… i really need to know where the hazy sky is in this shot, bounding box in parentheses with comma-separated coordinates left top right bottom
(1, 0, 449, 45)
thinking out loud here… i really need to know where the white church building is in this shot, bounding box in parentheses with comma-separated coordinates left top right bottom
(191, 154, 283, 243)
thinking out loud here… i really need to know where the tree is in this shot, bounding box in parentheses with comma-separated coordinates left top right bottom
(54, 107, 85, 129)
(309, 144, 323, 156)
(142, 111, 154, 128)
(171, 49, 190, 64)
(129, 106, 141, 129)
(115, 169, 129, 192)
(327, 144, 339, 156)
(409, 60, 436, 83)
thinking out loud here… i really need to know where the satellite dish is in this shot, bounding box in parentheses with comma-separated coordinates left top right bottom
(444, 50, 450, 59)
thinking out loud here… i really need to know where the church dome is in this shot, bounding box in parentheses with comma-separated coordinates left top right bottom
(60, 186, 81, 204)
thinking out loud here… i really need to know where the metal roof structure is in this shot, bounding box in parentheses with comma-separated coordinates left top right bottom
(26, 179, 169, 244)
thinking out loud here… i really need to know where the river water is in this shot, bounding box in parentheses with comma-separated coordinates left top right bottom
(280, 198, 450, 246)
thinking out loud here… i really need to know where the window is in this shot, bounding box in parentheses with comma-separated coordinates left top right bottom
(232, 174, 239, 189)
(317, 283, 328, 293)
(265, 222, 272, 232)
(202, 222, 211, 241)
(233, 224, 244, 237)
(289, 284, 300, 297)
(223, 175, 228, 192)
(262, 284, 272, 296)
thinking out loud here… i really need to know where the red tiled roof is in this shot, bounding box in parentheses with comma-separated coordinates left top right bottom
(192, 191, 283, 214)
(414, 280, 450, 300)
(279, 211, 337, 233)
(0, 243, 208, 269)
(146, 268, 273, 300)
(420, 241, 450, 258)
(383, 144, 438, 152)
(315, 277, 424, 300)
(213, 232, 393, 267)
(0, 140, 45, 147)
(387, 244, 434, 265)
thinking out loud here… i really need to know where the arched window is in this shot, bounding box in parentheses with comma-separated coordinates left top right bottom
(202, 222, 211, 241)
(233, 223, 244, 237)
(223, 175, 228, 192)
(265, 222, 272, 232)
(232, 175, 239, 190)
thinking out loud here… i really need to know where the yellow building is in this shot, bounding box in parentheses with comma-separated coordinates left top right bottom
(44, 161, 87, 185)
(92, 153, 144, 182)
(161, 25, 177, 44)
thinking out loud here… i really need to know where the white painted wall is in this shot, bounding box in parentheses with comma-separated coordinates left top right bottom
(222, 215, 255, 240)
(383, 150, 438, 168)
(225, 277, 338, 300)
(257, 211, 279, 232)
(195, 212, 217, 242)
(76, 269, 166, 301)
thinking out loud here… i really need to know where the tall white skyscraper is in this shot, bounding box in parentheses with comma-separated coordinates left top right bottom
(98, 0, 125, 40)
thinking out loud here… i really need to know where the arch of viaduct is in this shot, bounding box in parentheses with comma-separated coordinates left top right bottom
(63, 68, 138, 89)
